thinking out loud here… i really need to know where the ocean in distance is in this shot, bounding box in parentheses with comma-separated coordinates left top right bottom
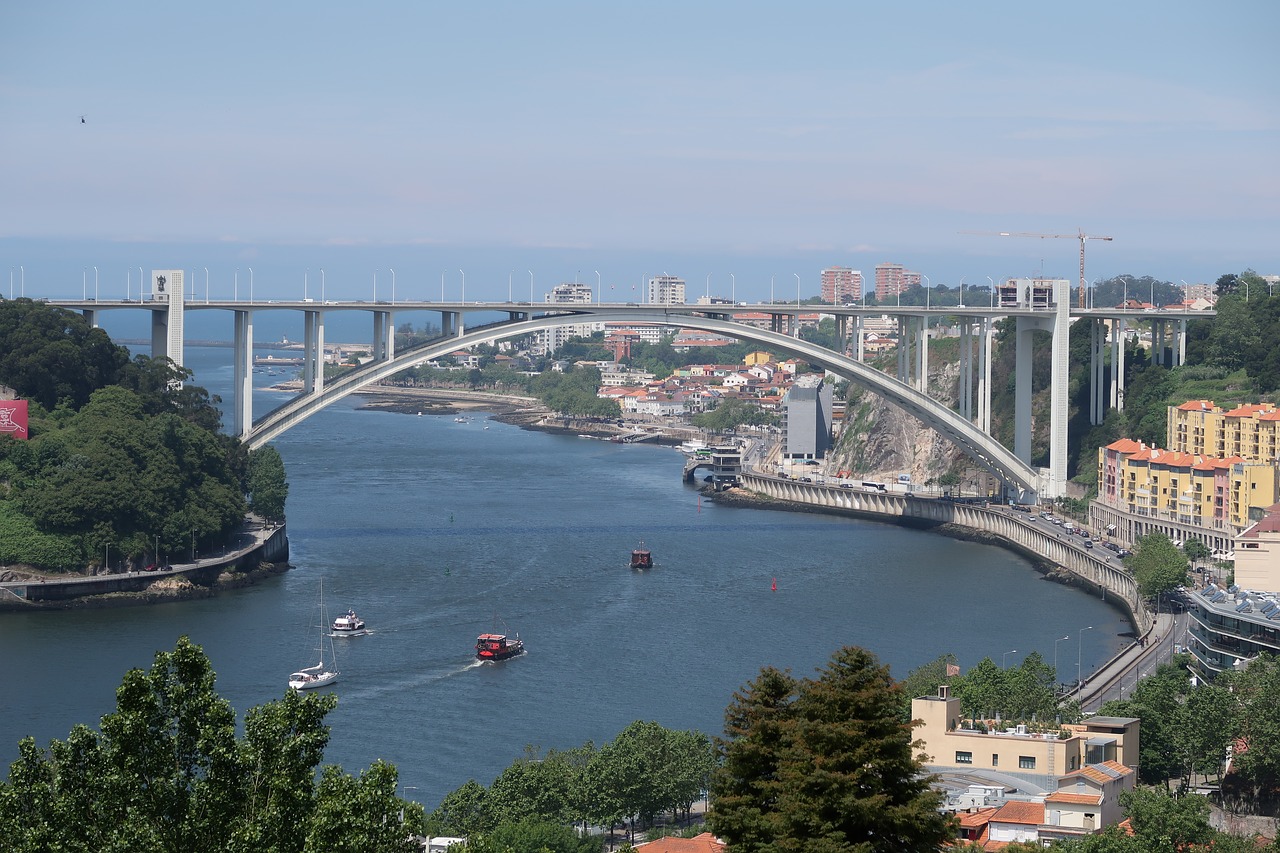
(0, 346, 1131, 808)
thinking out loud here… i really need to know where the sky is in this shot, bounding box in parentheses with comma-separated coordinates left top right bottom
(2, 1, 1278, 311)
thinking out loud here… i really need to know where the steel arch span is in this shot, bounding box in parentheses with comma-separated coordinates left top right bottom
(247, 310, 1040, 497)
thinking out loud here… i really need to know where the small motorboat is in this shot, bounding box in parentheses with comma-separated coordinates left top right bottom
(331, 609, 368, 637)
(476, 632, 524, 661)
(630, 541, 653, 570)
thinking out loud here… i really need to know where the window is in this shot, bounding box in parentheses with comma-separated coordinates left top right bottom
(955, 751, 973, 764)
(1019, 756, 1036, 770)
(991, 754, 999, 766)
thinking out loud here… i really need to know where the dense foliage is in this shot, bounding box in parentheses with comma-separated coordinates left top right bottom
(1125, 533, 1190, 601)
(0, 638, 421, 853)
(0, 298, 282, 570)
(426, 722, 715, 846)
(708, 646, 954, 852)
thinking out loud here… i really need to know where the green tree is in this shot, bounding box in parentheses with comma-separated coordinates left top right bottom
(247, 445, 289, 522)
(896, 653, 958, 722)
(1126, 533, 1188, 601)
(426, 779, 494, 837)
(1220, 654, 1280, 811)
(1118, 787, 1213, 850)
(709, 647, 954, 852)
(1182, 538, 1212, 564)
(0, 638, 416, 853)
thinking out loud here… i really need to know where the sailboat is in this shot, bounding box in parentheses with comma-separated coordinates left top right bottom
(289, 581, 340, 690)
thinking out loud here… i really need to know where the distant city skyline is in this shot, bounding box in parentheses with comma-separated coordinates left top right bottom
(3, 2, 1277, 302)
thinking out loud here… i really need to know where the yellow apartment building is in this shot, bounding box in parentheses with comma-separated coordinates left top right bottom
(1168, 400, 1280, 461)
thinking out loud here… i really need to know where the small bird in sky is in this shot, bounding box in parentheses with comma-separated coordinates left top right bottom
(79, 115, 86, 123)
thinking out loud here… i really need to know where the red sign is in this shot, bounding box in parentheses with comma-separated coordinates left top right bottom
(0, 400, 28, 440)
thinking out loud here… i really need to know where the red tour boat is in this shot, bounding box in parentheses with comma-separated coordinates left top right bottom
(630, 542, 653, 569)
(475, 632, 524, 661)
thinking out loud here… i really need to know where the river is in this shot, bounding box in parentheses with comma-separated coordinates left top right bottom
(0, 347, 1131, 808)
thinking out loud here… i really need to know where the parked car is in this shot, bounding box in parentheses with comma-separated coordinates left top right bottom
(1103, 541, 1120, 552)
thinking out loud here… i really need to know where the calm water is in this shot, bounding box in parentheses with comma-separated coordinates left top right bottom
(0, 348, 1131, 807)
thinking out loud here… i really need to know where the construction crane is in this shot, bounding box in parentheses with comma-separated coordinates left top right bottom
(963, 229, 1113, 308)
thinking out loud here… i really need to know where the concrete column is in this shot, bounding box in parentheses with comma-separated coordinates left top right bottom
(314, 312, 325, 394)
(980, 317, 992, 434)
(1090, 319, 1105, 426)
(1178, 318, 1187, 366)
(373, 312, 387, 361)
(1015, 318, 1034, 464)
(1116, 319, 1127, 411)
(896, 316, 908, 383)
(1047, 280, 1070, 497)
(918, 315, 929, 394)
(855, 314, 865, 362)
(233, 309, 254, 438)
(82, 309, 98, 328)
(303, 310, 317, 392)
(958, 318, 971, 420)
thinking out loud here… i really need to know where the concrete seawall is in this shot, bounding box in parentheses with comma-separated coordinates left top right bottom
(0, 524, 290, 610)
(732, 473, 1151, 636)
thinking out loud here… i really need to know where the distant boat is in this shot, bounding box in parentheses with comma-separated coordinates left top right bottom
(476, 615, 524, 661)
(289, 582, 340, 690)
(630, 541, 653, 570)
(331, 608, 368, 637)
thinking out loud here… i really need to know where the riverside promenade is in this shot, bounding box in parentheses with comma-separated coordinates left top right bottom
(0, 521, 289, 608)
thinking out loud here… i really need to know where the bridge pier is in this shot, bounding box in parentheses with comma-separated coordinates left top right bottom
(1013, 280, 1070, 498)
(303, 310, 325, 395)
(372, 311, 394, 361)
(233, 309, 254, 438)
(1110, 318, 1127, 411)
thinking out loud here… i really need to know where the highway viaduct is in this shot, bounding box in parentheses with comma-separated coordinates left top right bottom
(45, 277, 1209, 502)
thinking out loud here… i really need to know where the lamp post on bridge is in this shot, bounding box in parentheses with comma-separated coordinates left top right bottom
(248, 267, 254, 303)
(1002, 649, 1018, 669)
(923, 273, 931, 310)
(596, 270, 601, 305)
(987, 276, 996, 308)
(94, 266, 99, 301)
(390, 268, 396, 305)
(320, 269, 325, 302)
(204, 267, 209, 303)
(459, 269, 465, 304)
(958, 276, 965, 308)
(730, 272, 735, 305)
(528, 270, 534, 303)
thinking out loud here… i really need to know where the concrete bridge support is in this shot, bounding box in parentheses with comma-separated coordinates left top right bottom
(372, 311, 394, 361)
(233, 309, 254, 438)
(302, 309, 325, 395)
(1014, 280, 1070, 497)
(1110, 319, 1127, 412)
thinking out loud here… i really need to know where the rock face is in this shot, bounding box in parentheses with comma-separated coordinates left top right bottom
(832, 359, 966, 485)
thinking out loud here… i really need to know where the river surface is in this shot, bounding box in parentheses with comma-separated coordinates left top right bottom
(0, 347, 1131, 808)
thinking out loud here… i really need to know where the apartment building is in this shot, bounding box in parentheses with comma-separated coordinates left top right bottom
(912, 690, 1139, 798)
(873, 263, 920, 303)
(647, 275, 686, 306)
(538, 282, 601, 355)
(1167, 400, 1280, 461)
(820, 266, 863, 304)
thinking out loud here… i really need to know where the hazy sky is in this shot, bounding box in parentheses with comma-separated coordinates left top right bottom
(2, 1, 1278, 303)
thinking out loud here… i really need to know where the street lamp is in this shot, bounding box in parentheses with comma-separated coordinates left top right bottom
(1054, 635, 1071, 689)
(1078, 626, 1095, 688)
(528, 270, 534, 303)
(508, 270, 513, 303)
(234, 268, 239, 301)
(706, 273, 711, 299)
(83, 268, 87, 300)
(1002, 649, 1018, 669)
(304, 269, 309, 302)
(1118, 275, 1129, 308)
(320, 269, 325, 302)
(459, 269, 465, 303)
(923, 273, 931, 310)
(987, 275, 996, 308)
(390, 268, 396, 304)
(94, 265, 99, 301)
(958, 276, 964, 308)
(441, 271, 446, 302)
(595, 270, 601, 305)
(204, 267, 209, 303)
(248, 267, 254, 303)
(730, 272, 735, 305)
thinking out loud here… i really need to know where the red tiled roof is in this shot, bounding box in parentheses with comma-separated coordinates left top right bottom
(1106, 438, 1145, 453)
(990, 800, 1044, 825)
(957, 808, 997, 828)
(635, 832, 726, 853)
(1044, 791, 1103, 805)
(1177, 400, 1217, 412)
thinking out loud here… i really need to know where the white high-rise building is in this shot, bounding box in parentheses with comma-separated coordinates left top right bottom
(647, 275, 686, 306)
(539, 282, 602, 355)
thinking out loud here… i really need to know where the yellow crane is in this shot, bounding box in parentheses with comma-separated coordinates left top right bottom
(964, 229, 1113, 308)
